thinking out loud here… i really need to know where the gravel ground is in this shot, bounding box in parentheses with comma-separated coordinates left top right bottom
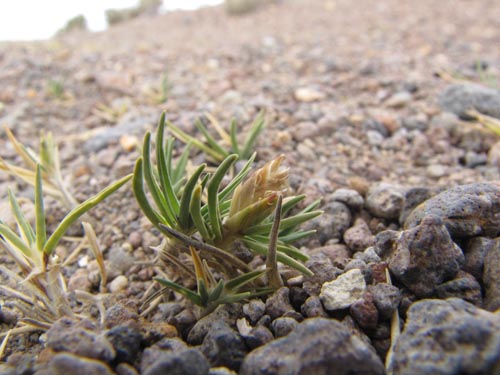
(1, 0, 500, 374)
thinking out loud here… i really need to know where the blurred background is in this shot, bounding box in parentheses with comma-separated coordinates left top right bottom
(0, 0, 223, 41)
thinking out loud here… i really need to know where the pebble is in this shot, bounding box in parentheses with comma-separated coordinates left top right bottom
(45, 318, 115, 362)
(105, 325, 143, 364)
(300, 295, 329, 318)
(488, 140, 500, 167)
(241, 325, 274, 350)
(483, 238, 500, 311)
(200, 322, 247, 371)
(366, 182, 405, 220)
(303, 253, 343, 295)
(208, 367, 238, 375)
(270, 317, 299, 338)
(369, 283, 402, 320)
(109, 275, 129, 293)
(380, 215, 464, 297)
(343, 218, 374, 253)
(240, 318, 385, 375)
(294, 87, 325, 102)
(320, 268, 366, 311)
(404, 182, 500, 238)
(68, 268, 92, 292)
(385, 91, 412, 108)
(349, 293, 379, 329)
(462, 237, 493, 281)
(187, 304, 242, 345)
(330, 188, 364, 210)
(46, 353, 114, 375)
(439, 83, 500, 119)
(398, 187, 435, 225)
(435, 271, 483, 306)
(265, 287, 295, 320)
(390, 298, 500, 375)
(142, 348, 210, 375)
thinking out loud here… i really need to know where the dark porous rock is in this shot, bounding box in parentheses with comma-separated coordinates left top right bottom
(353, 246, 381, 264)
(309, 244, 351, 268)
(404, 182, 500, 239)
(265, 287, 295, 319)
(105, 325, 143, 364)
(484, 239, 500, 311)
(140, 338, 188, 372)
(200, 322, 247, 371)
(380, 215, 463, 297)
(390, 298, 500, 375)
(187, 304, 243, 345)
(46, 318, 115, 362)
(305, 201, 351, 243)
(46, 353, 114, 375)
(343, 218, 374, 253)
(242, 325, 274, 350)
(270, 317, 299, 337)
(167, 308, 197, 338)
(104, 301, 140, 328)
(242, 299, 266, 325)
(143, 348, 210, 375)
(240, 318, 385, 375)
(369, 283, 402, 320)
(349, 293, 379, 329)
(399, 187, 435, 225)
(289, 286, 309, 311)
(330, 188, 364, 210)
(303, 253, 343, 295)
(462, 237, 494, 281)
(366, 182, 405, 220)
(435, 271, 483, 306)
(301, 295, 329, 318)
(439, 83, 500, 120)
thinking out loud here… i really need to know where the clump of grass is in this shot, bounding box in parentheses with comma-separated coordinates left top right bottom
(134, 113, 321, 315)
(167, 111, 266, 162)
(0, 166, 131, 333)
(0, 127, 78, 210)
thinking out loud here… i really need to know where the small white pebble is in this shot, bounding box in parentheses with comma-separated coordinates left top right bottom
(109, 275, 128, 293)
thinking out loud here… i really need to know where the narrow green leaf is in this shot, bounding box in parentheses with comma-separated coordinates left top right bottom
(266, 194, 283, 288)
(133, 158, 165, 228)
(207, 154, 238, 240)
(278, 230, 317, 244)
(35, 165, 46, 253)
(7, 189, 35, 246)
(172, 142, 191, 184)
(190, 184, 212, 240)
(142, 132, 175, 226)
(0, 223, 33, 257)
(229, 119, 240, 156)
(225, 269, 267, 292)
(207, 280, 225, 303)
(195, 119, 229, 159)
(156, 114, 180, 216)
(167, 120, 225, 161)
(198, 279, 209, 307)
(281, 195, 306, 216)
(217, 292, 252, 305)
(155, 277, 202, 306)
(243, 238, 313, 276)
(43, 173, 132, 256)
(245, 210, 323, 235)
(241, 112, 265, 159)
(178, 164, 205, 231)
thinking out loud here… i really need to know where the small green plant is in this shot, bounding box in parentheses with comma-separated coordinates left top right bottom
(47, 78, 66, 100)
(134, 113, 321, 314)
(0, 166, 131, 332)
(0, 127, 78, 209)
(467, 108, 500, 137)
(167, 111, 266, 162)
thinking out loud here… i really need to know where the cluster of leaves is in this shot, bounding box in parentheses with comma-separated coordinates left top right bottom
(134, 113, 321, 314)
(0, 164, 130, 333)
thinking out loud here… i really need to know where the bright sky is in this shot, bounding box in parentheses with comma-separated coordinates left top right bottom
(0, 0, 223, 41)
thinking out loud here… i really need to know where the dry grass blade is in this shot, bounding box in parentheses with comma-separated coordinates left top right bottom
(466, 108, 500, 136)
(385, 268, 400, 374)
(82, 222, 107, 292)
(0, 330, 11, 360)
